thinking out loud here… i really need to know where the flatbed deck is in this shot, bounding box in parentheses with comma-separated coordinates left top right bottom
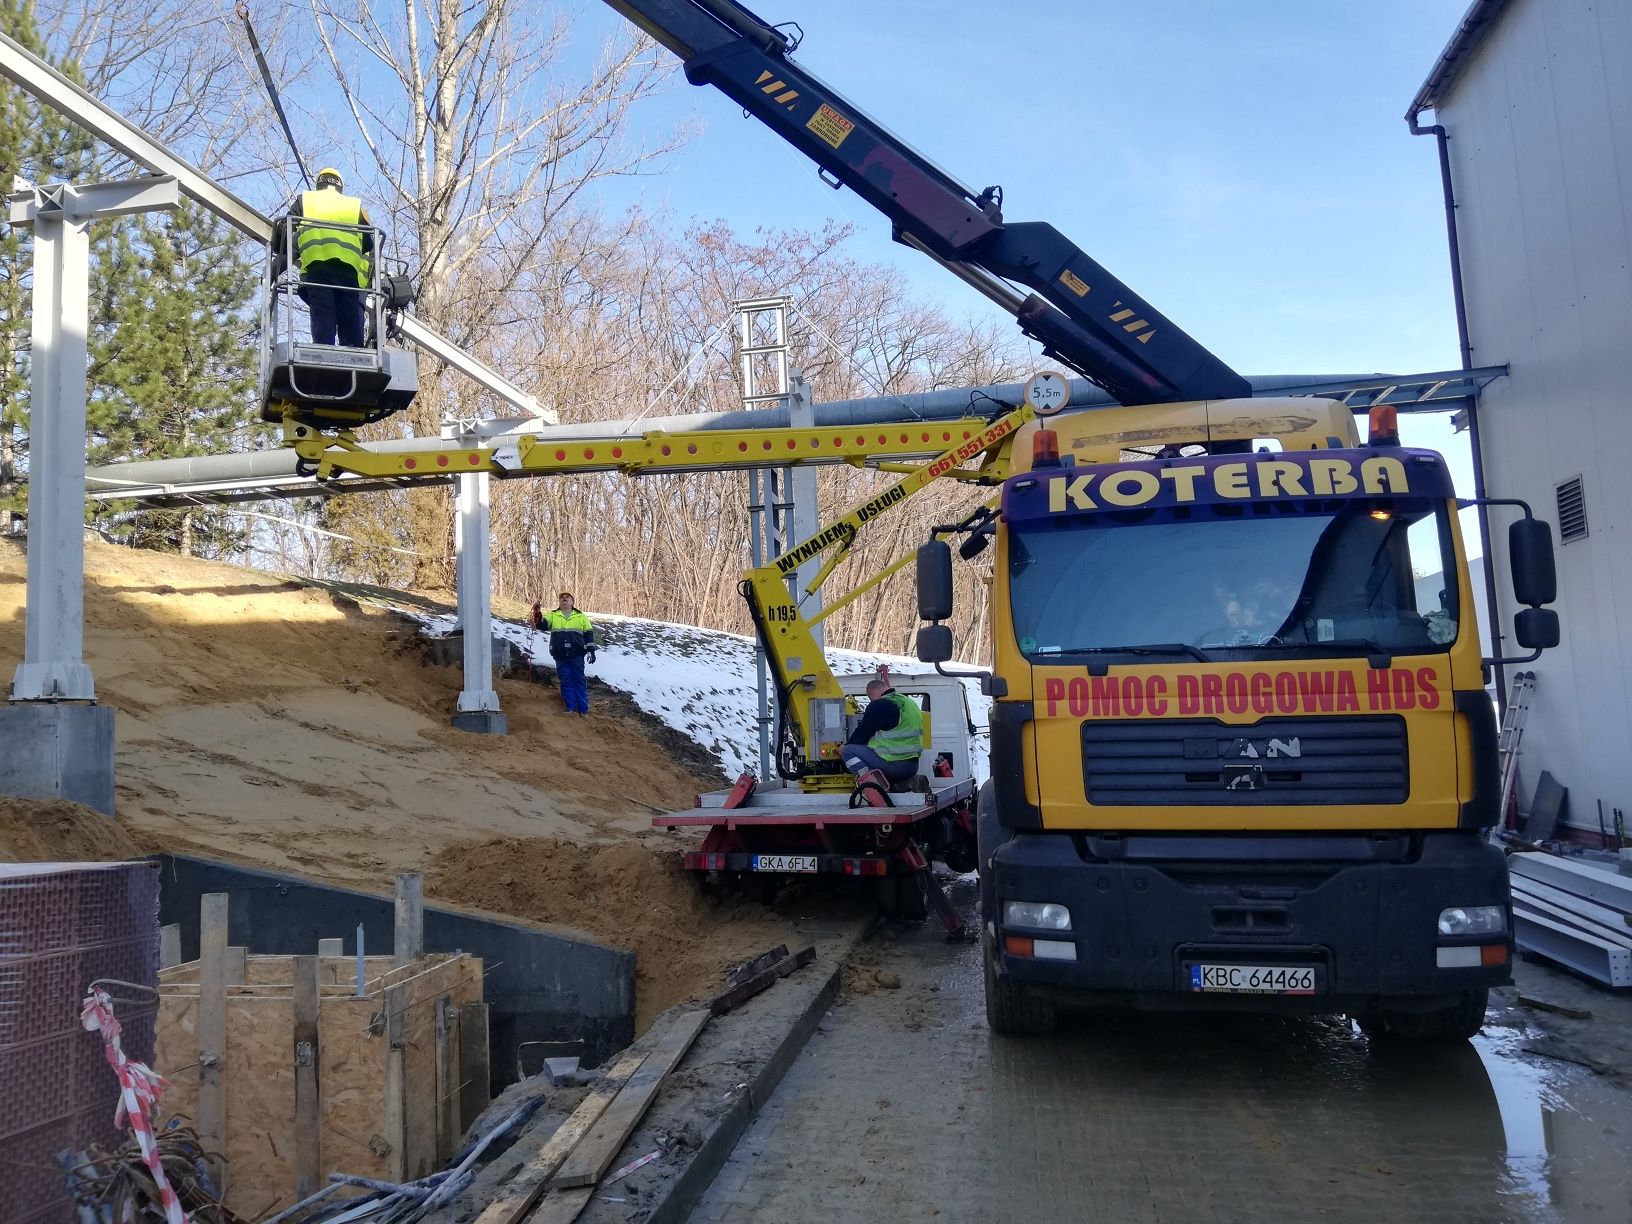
(652, 779, 975, 829)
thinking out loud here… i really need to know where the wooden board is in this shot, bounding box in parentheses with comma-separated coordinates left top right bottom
(526, 1186, 595, 1224)
(708, 946, 815, 1017)
(552, 1009, 710, 1189)
(458, 1001, 492, 1134)
(435, 995, 457, 1163)
(292, 955, 321, 1198)
(394, 872, 424, 964)
(197, 893, 229, 1192)
(472, 1049, 647, 1224)
(160, 924, 182, 969)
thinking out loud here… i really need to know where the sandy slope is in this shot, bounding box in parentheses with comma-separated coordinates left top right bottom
(1, 538, 716, 880)
(1, 539, 796, 1020)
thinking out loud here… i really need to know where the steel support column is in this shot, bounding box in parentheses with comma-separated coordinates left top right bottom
(451, 437, 505, 734)
(8, 175, 178, 701)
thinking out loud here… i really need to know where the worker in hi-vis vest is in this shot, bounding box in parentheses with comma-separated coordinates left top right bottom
(274, 168, 375, 346)
(531, 592, 598, 716)
(841, 677, 924, 787)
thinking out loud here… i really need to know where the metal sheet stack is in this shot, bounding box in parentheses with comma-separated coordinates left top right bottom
(1509, 852, 1632, 988)
(0, 860, 161, 1223)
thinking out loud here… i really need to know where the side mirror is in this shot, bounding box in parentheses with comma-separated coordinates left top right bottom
(1514, 607, 1560, 651)
(958, 532, 990, 560)
(916, 540, 954, 621)
(916, 624, 954, 664)
(1509, 518, 1556, 606)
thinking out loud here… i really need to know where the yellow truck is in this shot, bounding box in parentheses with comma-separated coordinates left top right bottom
(915, 396, 1561, 1040)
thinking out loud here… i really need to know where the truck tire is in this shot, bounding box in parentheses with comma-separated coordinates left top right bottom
(984, 939, 1057, 1035)
(873, 874, 900, 919)
(897, 871, 929, 923)
(975, 781, 1008, 927)
(1366, 989, 1489, 1043)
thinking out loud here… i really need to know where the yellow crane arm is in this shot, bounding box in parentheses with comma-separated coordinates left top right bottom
(282, 418, 1001, 481)
(742, 405, 1033, 782)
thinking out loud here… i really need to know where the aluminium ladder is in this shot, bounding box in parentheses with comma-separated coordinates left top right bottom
(1497, 671, 1537, 832)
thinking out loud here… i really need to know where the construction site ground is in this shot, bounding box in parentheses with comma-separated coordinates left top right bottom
(0, 538, 803, 1029)
(694, 877, 1632, 1224)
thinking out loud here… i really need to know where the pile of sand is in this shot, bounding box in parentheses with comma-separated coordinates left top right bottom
(428, 835, 795, 1028)
(0, 796, 144, 862)
(0, 539, 719, 887)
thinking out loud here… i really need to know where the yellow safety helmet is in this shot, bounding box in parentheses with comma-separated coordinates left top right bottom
(315, 167, 344, 189)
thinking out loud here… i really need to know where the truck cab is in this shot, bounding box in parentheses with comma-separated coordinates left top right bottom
(917, 397, 1560, 1040)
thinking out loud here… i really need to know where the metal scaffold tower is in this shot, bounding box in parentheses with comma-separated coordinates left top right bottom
(735, 297, 822, 783)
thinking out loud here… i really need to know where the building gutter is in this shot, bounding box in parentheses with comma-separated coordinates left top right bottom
(1407, 0, 1513, 711)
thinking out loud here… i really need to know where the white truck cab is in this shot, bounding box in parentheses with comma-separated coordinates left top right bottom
(836, 670, 979, 783)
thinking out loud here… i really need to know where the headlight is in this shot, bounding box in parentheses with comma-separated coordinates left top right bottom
(1004, 901, 1071, 931)
(1437, 905, 1506, 936)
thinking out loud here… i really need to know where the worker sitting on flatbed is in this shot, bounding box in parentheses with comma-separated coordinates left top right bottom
(841, 678, 923, 789)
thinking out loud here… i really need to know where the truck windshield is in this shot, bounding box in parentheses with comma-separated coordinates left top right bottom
(1008, 497, 1460, 661)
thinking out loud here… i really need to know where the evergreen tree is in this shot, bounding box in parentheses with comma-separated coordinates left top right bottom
(0, 0, 94, 532)
(89, 202, 265, 557)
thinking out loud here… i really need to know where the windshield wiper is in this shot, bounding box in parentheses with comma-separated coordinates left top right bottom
(1046, 642, 1214, 664)
(1270, 637, 1396, 664)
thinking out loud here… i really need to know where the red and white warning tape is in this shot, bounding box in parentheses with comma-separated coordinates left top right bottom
(80, 985, 189, 1224)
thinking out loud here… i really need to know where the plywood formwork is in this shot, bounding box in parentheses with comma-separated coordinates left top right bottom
(155, 952, 483, 1219)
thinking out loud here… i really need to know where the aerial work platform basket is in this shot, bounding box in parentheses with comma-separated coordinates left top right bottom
(259, 216, 418, 431)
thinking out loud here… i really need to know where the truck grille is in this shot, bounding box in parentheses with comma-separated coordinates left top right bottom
(1081, 716, 1408, 806)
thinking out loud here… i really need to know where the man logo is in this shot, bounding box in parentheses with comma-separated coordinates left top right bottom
(1227, 736, 1302, 760)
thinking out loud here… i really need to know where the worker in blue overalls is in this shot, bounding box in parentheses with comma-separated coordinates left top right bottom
(533, 592, 597, 715)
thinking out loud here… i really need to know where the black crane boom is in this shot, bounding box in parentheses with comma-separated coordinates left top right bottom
(603, 0, 1250, 404)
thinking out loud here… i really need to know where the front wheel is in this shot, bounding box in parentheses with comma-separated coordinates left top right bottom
(1359, 989, 1488, 1043)
(983, 940, 1057, 1035)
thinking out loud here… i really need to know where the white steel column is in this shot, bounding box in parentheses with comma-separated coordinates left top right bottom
(451, 428, 505, 733)
(8, 175, 178, 701)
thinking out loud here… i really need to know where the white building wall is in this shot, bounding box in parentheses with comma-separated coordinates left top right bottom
(1436, 0, 1632, 831)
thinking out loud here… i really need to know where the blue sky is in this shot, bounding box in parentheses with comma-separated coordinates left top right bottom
(565, 0, 1479, 508)
(577, 1, 1467, 368)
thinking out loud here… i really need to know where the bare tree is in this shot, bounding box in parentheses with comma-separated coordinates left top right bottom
(305, 0, 685, 583)
(36, 0, 306, 192)
(458, 211, 1032, 661)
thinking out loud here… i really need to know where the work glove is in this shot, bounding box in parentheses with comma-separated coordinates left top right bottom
(586, 651, 597, 664)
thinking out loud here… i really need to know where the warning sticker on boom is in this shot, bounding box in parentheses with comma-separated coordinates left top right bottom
(1059, 269, 1091, 297)
(808, 104, 856, 150)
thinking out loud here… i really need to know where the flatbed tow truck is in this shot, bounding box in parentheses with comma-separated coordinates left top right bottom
(654, 668, 986, 932)
(654, 775, 978, 927)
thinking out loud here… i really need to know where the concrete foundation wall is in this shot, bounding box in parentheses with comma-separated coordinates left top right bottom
(151, 854, 634, 1088)
(0, 703, 115, 815)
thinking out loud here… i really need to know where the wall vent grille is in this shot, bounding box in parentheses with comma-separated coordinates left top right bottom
(1556, 475, 1588, 542)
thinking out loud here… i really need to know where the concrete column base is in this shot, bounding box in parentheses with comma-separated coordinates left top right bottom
(452, 709, 508, 735)
(0, 703, 116, 815)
